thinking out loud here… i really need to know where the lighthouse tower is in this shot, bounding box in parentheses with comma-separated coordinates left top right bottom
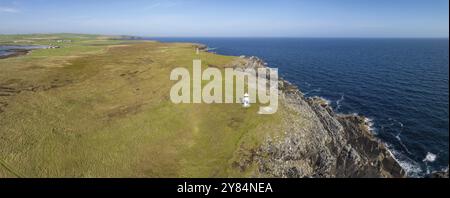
(242, 93, 250, 108)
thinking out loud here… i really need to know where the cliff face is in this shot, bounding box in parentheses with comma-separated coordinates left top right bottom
(232, 56, 406, 178)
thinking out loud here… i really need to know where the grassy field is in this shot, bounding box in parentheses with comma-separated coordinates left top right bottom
(0, 34, 284, 177)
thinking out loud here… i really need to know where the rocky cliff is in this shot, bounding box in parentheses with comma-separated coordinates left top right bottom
(231, 56, 407, 178)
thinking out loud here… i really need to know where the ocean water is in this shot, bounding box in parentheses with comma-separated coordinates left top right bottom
(153, 38, 449, 177)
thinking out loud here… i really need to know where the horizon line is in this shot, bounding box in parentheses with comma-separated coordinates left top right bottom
(1, 32, 449, 39)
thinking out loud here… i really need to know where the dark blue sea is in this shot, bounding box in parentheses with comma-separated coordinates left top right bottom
(153, 38, 449, 177)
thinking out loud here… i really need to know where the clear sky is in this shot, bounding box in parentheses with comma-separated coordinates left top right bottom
(0, 0, 448, 37)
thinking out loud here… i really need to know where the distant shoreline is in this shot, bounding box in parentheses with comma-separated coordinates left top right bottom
(0, 45, 51, 59)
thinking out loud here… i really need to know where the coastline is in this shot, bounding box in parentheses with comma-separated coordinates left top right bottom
(203, 47, 408, 177)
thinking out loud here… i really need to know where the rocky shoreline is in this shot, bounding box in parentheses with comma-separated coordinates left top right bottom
(425, 169, 449, 178)
(229, 55, 407, 178)
(0, 45, 56, 59)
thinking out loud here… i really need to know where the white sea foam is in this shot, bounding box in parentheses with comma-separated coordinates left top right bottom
(381, 118, 424, 176)
(304, 88, 321, 95)
(206, 47, 217, 51)
(335, 94, 345, 111)
(391, 120, 412, 155)
(364, 117, 376, 133)
(423, 152, 437, 163)
(397, 159, 423, 177)
(387, 145, 423, 177)
(380, 118, 429, 177)
(394, 134, 412, 155)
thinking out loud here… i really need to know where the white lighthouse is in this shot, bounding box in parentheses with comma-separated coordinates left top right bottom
(242, 93, 250, 108)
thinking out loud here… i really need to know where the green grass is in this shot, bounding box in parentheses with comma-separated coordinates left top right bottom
(0, 34, 283, 178)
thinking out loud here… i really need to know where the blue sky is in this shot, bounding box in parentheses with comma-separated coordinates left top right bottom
(0, 0, 448, 37)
